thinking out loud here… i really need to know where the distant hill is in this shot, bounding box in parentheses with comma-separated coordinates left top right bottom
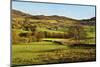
(12, 9, 78, 21)
(12, 9, 32, 18)
(12, 9, 96, 31)
(12, 9, 79, 30)
(80, 17, 96, 26)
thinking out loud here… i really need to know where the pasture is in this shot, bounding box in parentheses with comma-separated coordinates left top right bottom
(12, 41, 96, 66)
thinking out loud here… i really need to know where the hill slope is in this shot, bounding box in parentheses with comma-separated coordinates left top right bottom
(12, 9, 79, 32)
(80, 17, 96, 26)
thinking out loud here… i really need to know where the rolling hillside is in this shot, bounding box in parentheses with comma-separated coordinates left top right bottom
(12, 9, 96, 66)
(12, 9, 79, 34)
(12, 9, 96, 43)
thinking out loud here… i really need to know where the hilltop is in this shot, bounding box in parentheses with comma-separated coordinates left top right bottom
(80, 17, 96, 26)
(12, 9, 78, 21)
(12, 9, 96, 26)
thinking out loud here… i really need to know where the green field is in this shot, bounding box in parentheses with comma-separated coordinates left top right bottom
(12, 41, 96, 66)
(12, 24, 96, 66)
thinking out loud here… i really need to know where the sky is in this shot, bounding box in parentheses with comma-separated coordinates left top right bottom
(12, 1, 96, 20)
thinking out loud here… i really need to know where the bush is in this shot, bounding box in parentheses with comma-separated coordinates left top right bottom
(12, 30, 20, 44)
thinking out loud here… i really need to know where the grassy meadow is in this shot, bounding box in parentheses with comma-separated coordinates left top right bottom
(12, 9, 96, 66)
(12, 42, 96, 66)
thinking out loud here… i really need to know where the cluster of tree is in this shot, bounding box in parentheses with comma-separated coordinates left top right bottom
(12, 31, 38, 44)
(12, 22, 87, 44)
(12, 31, 69, 44)
(67, 23, 87, 44)
(44, 31, 69, 38)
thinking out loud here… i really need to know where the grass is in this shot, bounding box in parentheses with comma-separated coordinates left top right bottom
(12, 25, 96, 66)
(29, 19, 58, 23)
(41, 38, 96, 45)
(84, 26, 95, 38)
(13, 42, 68, 52)
(12, 41, 96, 66)
(12, 29, 31, 34)
(37, 27, 65, 33)
(12, 12, 96, 66)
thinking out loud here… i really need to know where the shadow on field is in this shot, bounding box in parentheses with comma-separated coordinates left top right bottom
(69, 44, 96, 48)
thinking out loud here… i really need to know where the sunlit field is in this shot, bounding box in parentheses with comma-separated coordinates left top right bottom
(12, 41, 96, 66)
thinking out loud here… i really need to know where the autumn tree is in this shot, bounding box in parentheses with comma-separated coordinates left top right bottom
(12, 30, 20, 44)
(67, 23, 87, 44)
